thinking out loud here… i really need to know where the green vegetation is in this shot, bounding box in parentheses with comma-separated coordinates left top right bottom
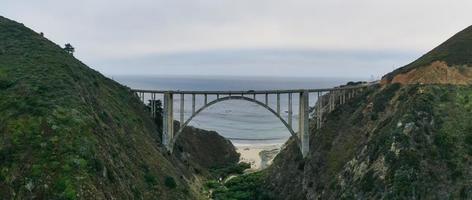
(355, 85, 472, 198)
(267, 84, 472, 199)
(376, 85, 472, 198)
(210, 162, 251, 179)
(147, 99, 163, 134)
(372, 83, 401, 113)
(63, 43, 75, 55)
(0, 16, 196, 199)
(164, 176, 177, 189)
(210, 172, 273, 200)
(202, 163, 273, 200)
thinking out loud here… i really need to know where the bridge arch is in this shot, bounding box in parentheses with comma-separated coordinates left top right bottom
(169, 95, 298, 151)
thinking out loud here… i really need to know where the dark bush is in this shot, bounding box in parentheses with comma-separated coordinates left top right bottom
(372, 83, 401, 113)
(212, 172, 274, 200)
(164, 176, 177, 189)
(210, 162, 251, 179)
(144, 172, 156, 186)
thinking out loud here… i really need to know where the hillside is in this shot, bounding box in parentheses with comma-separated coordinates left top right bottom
(382, 25, 472, 85)
(174, 125, 239, 170)
(265, 84, 472, 199)
(263, 26, 472, 198)
(225, 25, 472, 200)
(0, 16, 204, 199)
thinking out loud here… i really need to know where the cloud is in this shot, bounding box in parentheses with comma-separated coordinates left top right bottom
(92, 48, 418, 78)
(1, 0, 471, 77)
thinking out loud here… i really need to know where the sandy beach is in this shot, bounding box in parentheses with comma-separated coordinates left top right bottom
(235, 144, 282, 171)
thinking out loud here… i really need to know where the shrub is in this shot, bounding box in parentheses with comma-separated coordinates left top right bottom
(144, 172, 157, 186)
(210, 162, 251, 179)
(372, 83, 401, 113)
(164, 176, 177, 189)
(212, 172, 274, 200)
(205, 180, 222, 189)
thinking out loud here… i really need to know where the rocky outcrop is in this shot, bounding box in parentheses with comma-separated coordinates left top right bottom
(382, 61, 472, 85)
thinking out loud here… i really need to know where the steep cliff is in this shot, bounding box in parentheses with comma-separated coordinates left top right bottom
(0, 16, 202, 199)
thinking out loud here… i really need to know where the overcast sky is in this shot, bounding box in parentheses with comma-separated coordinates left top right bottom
(2, 0, 472, 78)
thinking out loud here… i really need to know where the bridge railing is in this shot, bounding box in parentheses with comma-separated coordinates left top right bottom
(131, 83, 370, 94)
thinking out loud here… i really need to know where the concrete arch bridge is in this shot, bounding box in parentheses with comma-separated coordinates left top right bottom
(132, 84, 369, 157)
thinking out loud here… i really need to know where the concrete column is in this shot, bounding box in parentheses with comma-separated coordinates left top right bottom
(299, 91, 309, 157)
(253, 93, 256, 100)
(339, 91, 342, 105)
(329, 92, 333, 112)
(277, 93, 281, 115)
(317, 92, 323, 129)
(288, 93, 292, 127)
(163, 92, 174, 151)
(265, 93, 268, 105)
(331, 91, 334, 107)
(333, 91, 336, 110)
(192, 94, 196, 114)
(204, 94, 208, 105)
(180, 94, 184, 128)
(333, 92, 336, 110)
(342, 90, 345, 104)
(151, 93, 155, 118)
(149, 93, 153, 117)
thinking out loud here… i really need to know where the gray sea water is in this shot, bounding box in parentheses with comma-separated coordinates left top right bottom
(113, 75, 365, 146)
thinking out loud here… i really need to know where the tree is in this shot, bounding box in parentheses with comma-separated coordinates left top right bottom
(63, 43, 75, 55)
(148, 99, 163, 131)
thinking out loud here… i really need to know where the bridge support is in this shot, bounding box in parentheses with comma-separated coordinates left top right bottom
(317, 92, 323, 129)
(163, 92, 174, 150)
(288, 93, 292, 127)
(299, 91, 309, 157)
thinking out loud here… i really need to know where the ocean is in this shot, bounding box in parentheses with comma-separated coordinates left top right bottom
(113, 75, 365, 146)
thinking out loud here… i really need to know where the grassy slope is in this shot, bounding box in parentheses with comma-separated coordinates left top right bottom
(383, 25, 472, 81)
(0, 16, 200, 199)
(266, 84, 472, 199)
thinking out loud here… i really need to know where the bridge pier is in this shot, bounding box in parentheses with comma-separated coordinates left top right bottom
(299, 91, 309, 157)
(192, 94, 196, 114)
(163, 92, 174, 151)
(288, 93, 292, 127)
(317, 92, 323, 129)
(276, 93, 281, 115)
(180, 94, 184, 129)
